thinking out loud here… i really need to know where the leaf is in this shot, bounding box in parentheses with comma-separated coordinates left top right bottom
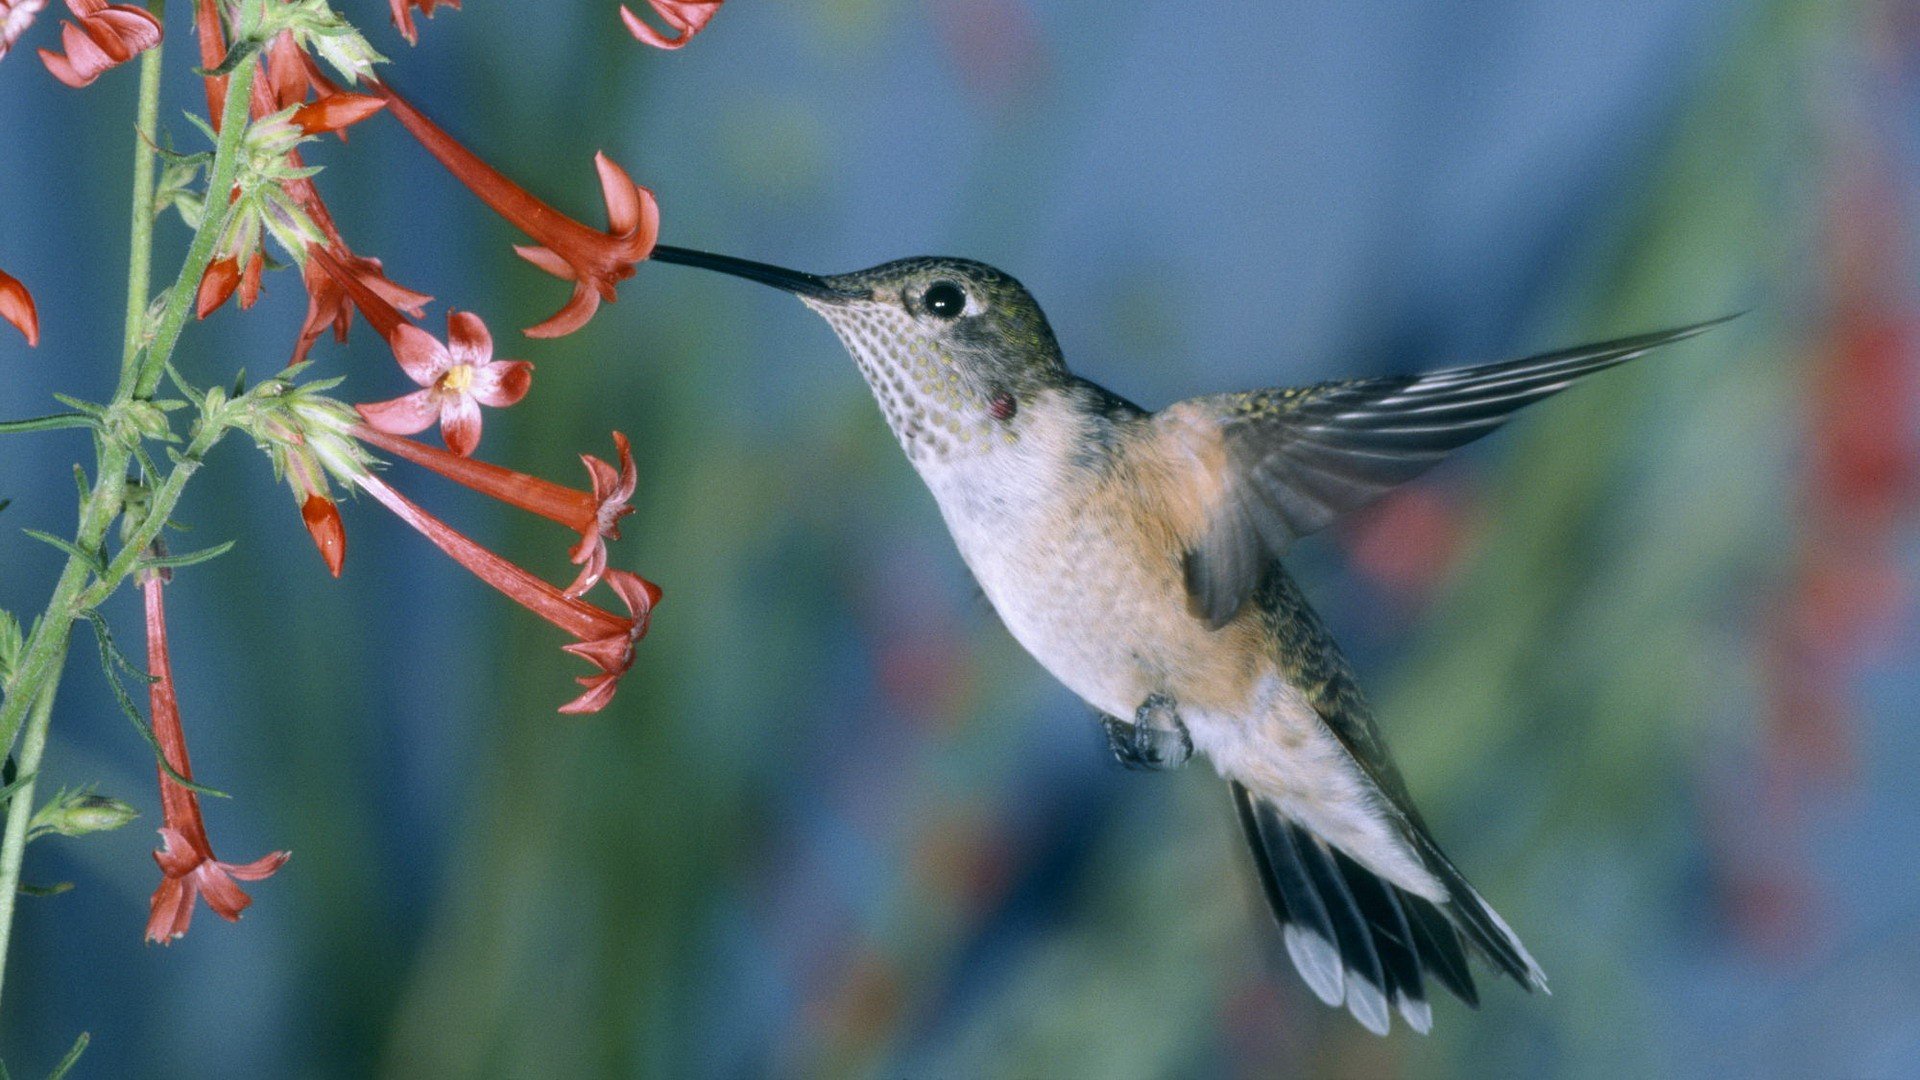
(77, 611, 229, 799)
(48, 396, 105, 419)
(139, 540, 236, 571)
(21, 531, 104, 576)
(0, 414, 95, 436)
(198, 37, 262, 79)
(18, 882, 74, 898)
(47, 1033, 90, 1080)
(0, 769, 35, 808)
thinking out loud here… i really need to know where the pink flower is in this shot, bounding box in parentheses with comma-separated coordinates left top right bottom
(355, 311, 533, 458)
(354, 426, 637, 596)
(621, 0, 723, 50)
(353, 470, 660, 713)
(142, 572, 289, 943)
(366, 80, 660, 337)
(0, 267, 38, 346)
(37, 0, 160, 88)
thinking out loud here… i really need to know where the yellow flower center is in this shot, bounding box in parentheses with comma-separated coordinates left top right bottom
(440, 365, 475, 394)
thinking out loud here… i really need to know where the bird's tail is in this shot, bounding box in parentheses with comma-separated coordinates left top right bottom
(1231, 782, 1545, 1035)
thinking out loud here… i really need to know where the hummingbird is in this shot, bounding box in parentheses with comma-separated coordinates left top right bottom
(649, 243, 1726, 1035)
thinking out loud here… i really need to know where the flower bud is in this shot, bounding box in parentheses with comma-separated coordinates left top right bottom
(30, 792, 140, 839)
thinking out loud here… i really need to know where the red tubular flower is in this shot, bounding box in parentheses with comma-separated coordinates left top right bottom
(353, 426, 636, 596)
(352, 471, 660, 713)
(292, 91, 386, 136)
(292, 245, 430, 364)
(37, 0, 160, 88)
(0, 267, 38, 346)
(389, 0, 459, 45)
(301, 493, 347, 577)
(366, 80, 660, 338)
(2, 0, 48, 61)
(355, 311, 533, 458)
(621, 0, 724, 50)
(142, 572, 290, 943)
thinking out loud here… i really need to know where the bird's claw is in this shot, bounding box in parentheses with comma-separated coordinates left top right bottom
(1103, 693, 1192, 771)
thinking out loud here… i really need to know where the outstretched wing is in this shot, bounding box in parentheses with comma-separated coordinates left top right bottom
(1163, 317, 1732, 627)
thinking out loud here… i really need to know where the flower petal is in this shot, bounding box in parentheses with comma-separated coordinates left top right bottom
(558, 673, 620, 714)
(471, 360, 532, 408)
(513, 243, 574, 281)
(439, 392, 482, 457)
(356, 390, 441, 436)
(389, 321, 449, 384)
(193, 863, 254, 921)
(223, 849, 292, 881)
(446, 309, 493, 368)
(145, 874, 193, 943)
(524, 282, 601, 339)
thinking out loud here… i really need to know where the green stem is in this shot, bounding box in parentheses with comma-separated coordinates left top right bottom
(0, 43, 257, 764)
(119, 0, 167, 373)
(0, 667, 66, 1009)
(128, 56, 258, 402)
(0, 18, 260, 1021)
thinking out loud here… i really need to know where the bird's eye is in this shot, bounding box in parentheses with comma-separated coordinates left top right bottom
(924, 281, 966, 319)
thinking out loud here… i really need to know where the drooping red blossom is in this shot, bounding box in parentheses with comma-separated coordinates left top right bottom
(293, 245, 431, 364)
(354, 311, 533, 458)
(142, 572, 289, 943)
(301, 493, 347, 577)
(0, 267, 38, 346)
(620, 0, 723, 50)
(37, 0, 160, 88)
(352, 471, 660, 713)
(367, 79, 660, 337)
(353, 426, 637, 596)
(1, 0, 47, 60)
(389, 0, 459, 45)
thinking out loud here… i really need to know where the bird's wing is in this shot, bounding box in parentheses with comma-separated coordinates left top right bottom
(1159, 317, 1732, 627)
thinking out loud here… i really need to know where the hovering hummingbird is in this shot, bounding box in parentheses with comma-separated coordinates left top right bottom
(649, 244, 1726, 1035)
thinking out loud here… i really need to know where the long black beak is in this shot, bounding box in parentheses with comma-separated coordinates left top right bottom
(650, 245, 864, 301)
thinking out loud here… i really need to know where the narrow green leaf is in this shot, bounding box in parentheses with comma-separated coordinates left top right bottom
(198, 36, 261, 79)
(47, 1032, 90, 1080)
(140, 540, 236, 571)
(48, 396, 105, 418)
(19, 882, 74, 898)
(0, 414, 94, 436)
(0, 770, 36, 807)
(78, 612, 229, 799)
(21, 531, 105, 575)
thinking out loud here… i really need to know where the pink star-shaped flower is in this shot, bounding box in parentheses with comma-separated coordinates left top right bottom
(357, 311, 532, 457)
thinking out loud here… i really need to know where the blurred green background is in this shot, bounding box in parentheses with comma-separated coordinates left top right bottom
(4, 1, 1920, 1077)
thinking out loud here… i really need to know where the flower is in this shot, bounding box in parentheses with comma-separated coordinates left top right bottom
(366, 80, 660, 337)
(291, 90, 385, 135)
(352, 470, 660, 713)
(0, 267, 38, 346)
(353, 425, 637, 596)
(2, 0, 47, 61)
(142, 571, 289, 943)
(620, 0, 723, 50)
(292, 244, 430, 364)
(37, 0, 160, 88)
(302, 493, 346, 577)
(354, 310, 533, 458)
(389, 0, 458, 45)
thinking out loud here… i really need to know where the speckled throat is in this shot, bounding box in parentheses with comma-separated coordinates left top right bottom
(806, 298, 1013, 465)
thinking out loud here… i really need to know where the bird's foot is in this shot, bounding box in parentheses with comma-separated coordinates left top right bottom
(1102, 693, 1192, 771)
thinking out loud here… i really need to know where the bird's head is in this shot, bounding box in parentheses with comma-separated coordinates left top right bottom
(651, 246, 1068, 460)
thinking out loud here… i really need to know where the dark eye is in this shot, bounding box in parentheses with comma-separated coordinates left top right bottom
(924, 281, 966, 319)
